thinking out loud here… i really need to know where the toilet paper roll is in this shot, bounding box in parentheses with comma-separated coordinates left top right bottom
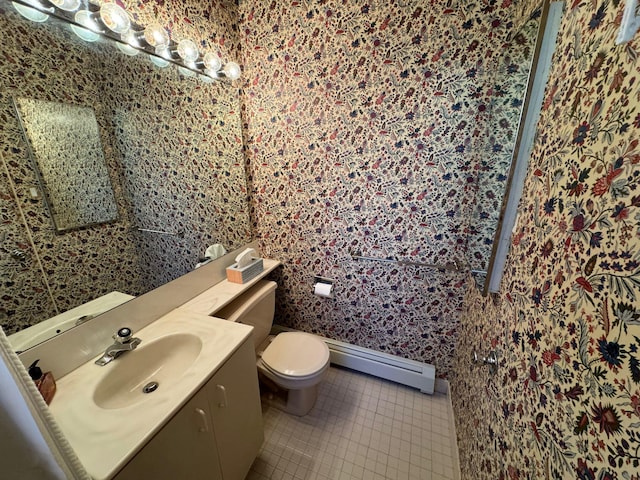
(314, 282, 333, 297)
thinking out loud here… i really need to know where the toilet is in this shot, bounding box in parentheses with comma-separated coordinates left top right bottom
(214, 280, 330, 416)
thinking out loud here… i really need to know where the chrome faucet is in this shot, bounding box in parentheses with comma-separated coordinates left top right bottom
(95, 327, 141, 366)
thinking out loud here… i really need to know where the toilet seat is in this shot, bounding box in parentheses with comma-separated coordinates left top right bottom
(261, 332, 329, 377)
(260, 360, 323, 382)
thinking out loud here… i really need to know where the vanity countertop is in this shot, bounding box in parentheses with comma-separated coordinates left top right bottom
(48, 258, 281, 480)
(49, 310, 252, 480)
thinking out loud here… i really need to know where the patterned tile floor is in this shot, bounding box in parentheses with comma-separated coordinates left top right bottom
(246, 366, 459, 480)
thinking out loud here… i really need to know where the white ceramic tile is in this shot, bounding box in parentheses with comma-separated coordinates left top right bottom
(247, 366, 458, 479)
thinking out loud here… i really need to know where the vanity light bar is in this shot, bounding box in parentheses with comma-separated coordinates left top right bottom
(10, 0, 241, 81)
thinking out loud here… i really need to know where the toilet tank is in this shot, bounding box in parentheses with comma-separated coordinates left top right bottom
(213, 280, 277, 350)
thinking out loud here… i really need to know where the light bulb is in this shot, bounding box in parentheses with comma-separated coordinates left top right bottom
(177, 39, 199, 63)
(144, 23, 169, 48)
(70, 25, 99, 42)
(49, 0, 80, 11)
(73, 10, 102, 33)
(100, 3, 131, 34)
(222, 61, 241, 80)
(121, 30, 143, 47)
(12, 1, 50, 22)
(178, 66, 196, 77)
(203, 52, 222, 73)
(150, 55, 170, 68)
(205, 68, 220, 79)
(154, 45, 169, 58)
(116, 42, 139, 56)
(70, 20, 100, 41)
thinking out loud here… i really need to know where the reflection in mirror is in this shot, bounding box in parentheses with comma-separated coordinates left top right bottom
(0, 0, 251, 348)
(13, 97, 118, 232)
(486, 1, 564, 294)
(465, 3, 544, 293)
(9, 291, 134, 353)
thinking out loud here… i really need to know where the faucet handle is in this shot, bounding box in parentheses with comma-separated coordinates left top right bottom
(114, 327, 133, 343)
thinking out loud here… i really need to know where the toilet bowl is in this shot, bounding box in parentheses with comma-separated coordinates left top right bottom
(214, 280, 330, 416)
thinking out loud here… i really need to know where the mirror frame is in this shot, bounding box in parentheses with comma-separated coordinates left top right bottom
(479, 0, 551, 295)
(12, 97, 119, 233)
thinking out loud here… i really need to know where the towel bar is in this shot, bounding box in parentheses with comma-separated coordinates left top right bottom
(137, 227, 184, 238)
(350, 251, 462, 272)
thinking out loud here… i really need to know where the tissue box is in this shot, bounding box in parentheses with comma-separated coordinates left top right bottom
(226, 257, 264, 284)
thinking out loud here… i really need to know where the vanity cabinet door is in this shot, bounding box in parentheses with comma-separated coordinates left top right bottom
(113, 388, 223, 480)
(207, 337, 264, 480)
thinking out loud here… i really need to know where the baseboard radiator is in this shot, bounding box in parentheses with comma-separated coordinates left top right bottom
(272, 326, 435, 394)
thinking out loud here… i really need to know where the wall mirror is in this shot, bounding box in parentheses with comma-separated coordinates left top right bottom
(0, 0, 252, 351)
(13, 97, 119, 233)
(465, 1, 548, 294)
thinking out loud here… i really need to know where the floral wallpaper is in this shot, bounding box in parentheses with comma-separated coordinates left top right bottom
(239, 0, 538, 377)
(0, 0, 250, 336)
(452, 1, 640, 478)
(7, 0, 640, 477)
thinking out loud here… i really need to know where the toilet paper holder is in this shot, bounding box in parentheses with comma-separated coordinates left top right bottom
(313, 276, 335, 298)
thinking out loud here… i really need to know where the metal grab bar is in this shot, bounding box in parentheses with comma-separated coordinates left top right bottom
(137, 227, 185, 238)
(350, 251, 463, 272)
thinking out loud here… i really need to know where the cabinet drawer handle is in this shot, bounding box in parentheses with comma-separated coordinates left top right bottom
(216, 384, 227, 408)
(195, 408, 209, 432)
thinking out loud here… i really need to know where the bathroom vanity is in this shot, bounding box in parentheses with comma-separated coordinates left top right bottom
(49, 311, 262, 480)
(46, 258, 282, 480)
(113, 335, 262, 480)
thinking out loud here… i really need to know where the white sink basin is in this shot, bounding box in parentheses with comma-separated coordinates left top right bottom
(93, 333, 203, 409)
(49, 310, 253, 480)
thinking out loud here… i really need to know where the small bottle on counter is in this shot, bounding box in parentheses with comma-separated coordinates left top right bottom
(28, 359, 56, 405)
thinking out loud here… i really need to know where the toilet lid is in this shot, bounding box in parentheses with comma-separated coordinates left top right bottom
(262, 332, 330, 377)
